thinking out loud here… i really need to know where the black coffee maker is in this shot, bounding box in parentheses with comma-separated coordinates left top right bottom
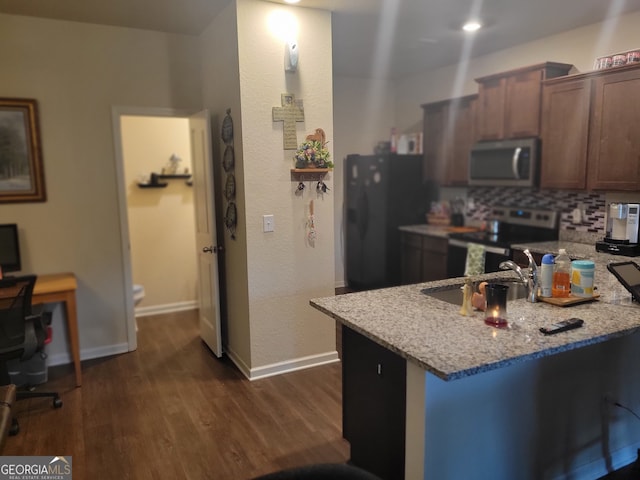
(450, 197, 465, 227)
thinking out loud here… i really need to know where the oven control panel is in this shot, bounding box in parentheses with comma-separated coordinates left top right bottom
(490, 206, 558, 229)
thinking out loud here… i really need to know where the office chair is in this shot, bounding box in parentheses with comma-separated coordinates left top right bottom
(0, 275, 62, 436)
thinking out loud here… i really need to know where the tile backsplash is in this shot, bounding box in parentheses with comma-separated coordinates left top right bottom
(463, 187, 607, 234)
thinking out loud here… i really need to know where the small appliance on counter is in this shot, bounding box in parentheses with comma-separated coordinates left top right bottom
(596, 203, 640, 256)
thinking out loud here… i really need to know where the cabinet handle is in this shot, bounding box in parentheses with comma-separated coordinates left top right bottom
(377, 363, 382, 375)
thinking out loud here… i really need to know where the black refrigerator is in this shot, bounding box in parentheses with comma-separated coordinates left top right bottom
(345, 153, 434, 290)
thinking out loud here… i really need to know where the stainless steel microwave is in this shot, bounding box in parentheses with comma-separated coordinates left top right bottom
(468, 138, 539, 187)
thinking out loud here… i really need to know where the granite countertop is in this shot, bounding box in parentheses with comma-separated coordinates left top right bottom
(398, 224, 481, 238)
(311, 244, 640, 381)
(398, 224, 451, 238)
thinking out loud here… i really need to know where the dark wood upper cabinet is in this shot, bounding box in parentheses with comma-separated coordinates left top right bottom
(475, 62, 573, 141)
(588, 66, 640, 190)
(540, 63, 640, 191)
(540, 77, 591, 189)
(422, 94, 477, 186)
(448, 95, 477, 185)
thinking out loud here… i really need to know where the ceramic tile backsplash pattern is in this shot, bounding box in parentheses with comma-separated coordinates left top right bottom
(466, 188, 606, 234)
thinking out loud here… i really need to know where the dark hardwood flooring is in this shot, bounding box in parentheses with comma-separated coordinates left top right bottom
(3, 310, 349, 479)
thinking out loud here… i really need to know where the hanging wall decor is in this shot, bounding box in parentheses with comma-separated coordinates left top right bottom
(272, 93, 305, 150)
(220, 108, 237, 239)
(0, 98, 46, 203)
(221, 108, 233, 144)
(306, 199, 316, 247)
(224, 202, 237, 240)
(224, 173, 236, 201)
(222, 145, 235, 172)
(293, 128, 333, 169)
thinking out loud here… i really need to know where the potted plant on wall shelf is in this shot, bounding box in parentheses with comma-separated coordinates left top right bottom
(293, 128, 333, 171)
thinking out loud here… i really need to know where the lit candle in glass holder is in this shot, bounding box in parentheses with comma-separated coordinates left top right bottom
(484, 283, 509, 328)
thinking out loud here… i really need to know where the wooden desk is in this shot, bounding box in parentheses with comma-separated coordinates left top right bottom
(32, 273, 81, 387)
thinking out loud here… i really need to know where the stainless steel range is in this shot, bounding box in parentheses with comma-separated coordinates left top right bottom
(447, 206, 559, 277)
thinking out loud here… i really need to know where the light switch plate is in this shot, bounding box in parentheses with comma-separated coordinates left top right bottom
(263, 214, 275, 232)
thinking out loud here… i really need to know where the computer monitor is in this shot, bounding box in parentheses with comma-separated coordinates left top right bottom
(0, 224, 21, 274)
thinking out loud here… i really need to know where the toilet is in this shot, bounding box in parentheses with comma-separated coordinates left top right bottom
(133, 284, 145, 306)
(133, 284, 145, 332)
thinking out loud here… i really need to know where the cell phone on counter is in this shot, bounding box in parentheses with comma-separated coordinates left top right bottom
(539, 318, 584, 335)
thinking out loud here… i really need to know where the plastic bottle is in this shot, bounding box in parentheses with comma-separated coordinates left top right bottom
(552, 249, 571, 298)
(540, 254, 554, 297)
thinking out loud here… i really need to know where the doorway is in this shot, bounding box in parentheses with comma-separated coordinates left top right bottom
(111, 107, 197, 351)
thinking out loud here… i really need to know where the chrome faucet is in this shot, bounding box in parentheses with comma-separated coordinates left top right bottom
(499, 249, 539, 303)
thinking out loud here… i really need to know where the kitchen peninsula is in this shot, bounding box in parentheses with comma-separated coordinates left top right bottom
(311, 246, 640, 480)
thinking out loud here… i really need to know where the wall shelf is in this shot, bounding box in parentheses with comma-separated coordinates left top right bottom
(290, 168, 331, 181)
(157, 173, 192, 179)
(291, 168, 330, 173)
(137, 182, 168, 188)
(137, 172, 192, 188)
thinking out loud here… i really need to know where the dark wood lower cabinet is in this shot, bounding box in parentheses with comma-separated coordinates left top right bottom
(401, 232, 448, 284)
(342, 326, 406, 480)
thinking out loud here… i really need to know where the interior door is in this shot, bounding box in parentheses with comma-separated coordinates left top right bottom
(189, 110, 222, 357)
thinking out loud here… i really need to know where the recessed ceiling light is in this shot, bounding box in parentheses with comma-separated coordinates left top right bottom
(284, 0, 301, 4)
(462, 21, 482, 32)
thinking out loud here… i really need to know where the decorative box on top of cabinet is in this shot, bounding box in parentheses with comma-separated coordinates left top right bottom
(422, 94, 477, 186)
(540, 63, 640, 191)
(475, 62, 573, 141)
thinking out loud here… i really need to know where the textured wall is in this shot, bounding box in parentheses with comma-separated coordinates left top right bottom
(236, 0, 336, 370)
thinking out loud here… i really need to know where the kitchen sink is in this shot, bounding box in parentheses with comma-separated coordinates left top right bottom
(422, 280, 528, 306)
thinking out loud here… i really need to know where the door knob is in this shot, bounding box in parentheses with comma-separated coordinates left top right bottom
(202, 246, 224, 254)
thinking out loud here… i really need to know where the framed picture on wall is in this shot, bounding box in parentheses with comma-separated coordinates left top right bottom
(0, 98, 46, 203)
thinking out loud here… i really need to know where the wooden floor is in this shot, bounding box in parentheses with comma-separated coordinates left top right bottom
(3, 310, 349, 479)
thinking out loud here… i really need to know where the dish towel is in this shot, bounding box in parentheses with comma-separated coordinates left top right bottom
(465, 243, 486, 276)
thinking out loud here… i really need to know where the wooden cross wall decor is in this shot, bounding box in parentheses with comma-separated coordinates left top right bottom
(272, 93, 305, 149)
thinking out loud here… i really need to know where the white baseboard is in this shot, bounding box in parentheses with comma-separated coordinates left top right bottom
(226, 347, 340, 381)
(48, 342, 129, 367)
(334, 280, 346, 289)
(558, 441, 640, 480)
(135, 300, 198, 317)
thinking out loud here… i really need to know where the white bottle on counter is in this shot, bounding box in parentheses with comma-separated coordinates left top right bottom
(540, 254, 554, 297)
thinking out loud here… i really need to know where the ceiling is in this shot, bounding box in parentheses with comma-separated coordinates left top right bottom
(2, 0, 640, 79)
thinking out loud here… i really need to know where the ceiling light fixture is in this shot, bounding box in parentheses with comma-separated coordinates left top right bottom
(462, 21, 482, 33)
(284, 0, 301, 4)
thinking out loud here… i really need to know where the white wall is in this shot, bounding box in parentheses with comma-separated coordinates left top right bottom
(394, 10, 640, 131)
(200, 2, 252, 365)
(121, 116, 197, 315)
(332, 76, 396, 287)
(0, 13, 201, 363)
(234, 0, 337, 374)
(200, 1, 338, 377)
